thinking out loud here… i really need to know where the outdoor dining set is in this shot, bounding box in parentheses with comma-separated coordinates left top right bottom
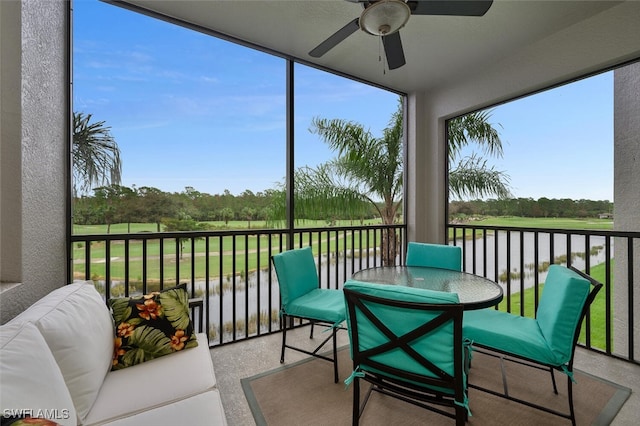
(271, 242, 602, 426)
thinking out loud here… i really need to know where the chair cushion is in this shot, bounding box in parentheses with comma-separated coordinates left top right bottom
(405, 242, 462, 271)
(286, 288, 346, 324)
(10, 281, 114, 423)
(0, 321, 77, 426)
(108, 284, 198, 371)
(463, 309, 554, 364)
(272, 247, 319, 309)
(464, 266, 593, 367)
(343, 281, 461, 387)
(344, 280, 460, 305)
(536, 265, 591, 365)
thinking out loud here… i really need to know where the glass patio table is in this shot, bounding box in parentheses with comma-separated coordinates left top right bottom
(351, 266, 503, 310)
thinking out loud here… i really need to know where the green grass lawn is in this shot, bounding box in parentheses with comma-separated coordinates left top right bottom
(72, 226, 383, 283)
(72, 218, 382, 235)
(472, 216, 613, 230)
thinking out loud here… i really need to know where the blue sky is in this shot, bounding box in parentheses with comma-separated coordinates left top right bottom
(73, 0, 614, 201)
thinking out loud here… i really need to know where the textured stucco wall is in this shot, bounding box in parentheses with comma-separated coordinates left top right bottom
(613, 62, 640, 357)
(0, 0, 68, 324)
(1, 0, 23, 285)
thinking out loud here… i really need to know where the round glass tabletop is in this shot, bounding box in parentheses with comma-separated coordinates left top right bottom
(351, 266, 503, 310)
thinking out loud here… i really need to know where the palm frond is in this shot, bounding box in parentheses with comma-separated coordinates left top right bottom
(73, 112, 122, 195)
(448, 110, 504, 159)
(449, 154, 512, 200)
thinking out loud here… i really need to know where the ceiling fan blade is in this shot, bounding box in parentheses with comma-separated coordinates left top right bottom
(409, 0, 493, 16)
(382, 32, 406, 70)
(309, 18, 360, 58)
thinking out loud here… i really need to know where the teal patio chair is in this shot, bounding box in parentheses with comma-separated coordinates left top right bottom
(271, 246, 346, 383)
(406, 242, 463, 271)
(343, 280, 469, 426)
(463, 265, 602, 425)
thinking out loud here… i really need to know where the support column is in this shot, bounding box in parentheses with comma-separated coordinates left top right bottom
(613, 62, 640, 358)
(0, 0, 68, 324)
(405, 92, 448, 245)
(0, 0, 23, 288)
(613, 62, 640, 357)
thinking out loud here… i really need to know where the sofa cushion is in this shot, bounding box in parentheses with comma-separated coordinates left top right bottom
(83, 333, 215, 425)
(10, 282, 114, 423)
(0, 321, 77, 426)
(108, 284, 198, 370)
(93, 390, 226, 426)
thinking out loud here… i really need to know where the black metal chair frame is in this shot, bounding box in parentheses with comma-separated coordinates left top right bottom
(271, 250, 345, 384)
(344, 288, 467, 426)
(468, 266, 603, 425)
(279, 312, 343, 383)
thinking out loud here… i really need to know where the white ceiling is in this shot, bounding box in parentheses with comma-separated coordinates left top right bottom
(109, 1, 640, 97)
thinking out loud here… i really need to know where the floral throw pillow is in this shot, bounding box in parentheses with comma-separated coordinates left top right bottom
(109, 284, 198, 370)
(0, 416, 60, 426)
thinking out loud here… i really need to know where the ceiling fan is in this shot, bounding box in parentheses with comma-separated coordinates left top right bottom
(309, 0, 494, 70)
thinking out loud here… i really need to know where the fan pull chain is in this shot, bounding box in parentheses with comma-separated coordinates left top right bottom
(379, 35, 386, 75)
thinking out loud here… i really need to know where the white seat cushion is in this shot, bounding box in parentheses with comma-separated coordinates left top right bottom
(95, 390, 227, 426)
(83, 333, 216, 425)
(0, 321, 77, 426)
(11, 281, 114, 422)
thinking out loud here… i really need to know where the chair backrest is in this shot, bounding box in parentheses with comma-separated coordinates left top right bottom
(343, 280, 465, 395)
(536, 265, 603, 366)
(271, 246, 319, 309)
(405, 242, 462, 271)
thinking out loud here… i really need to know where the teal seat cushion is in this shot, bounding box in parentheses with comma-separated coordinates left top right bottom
(344, 280, 461, 392)
(536, 265, 591, 365)
(286, 288, 346, 324)
(463, 309, 554, 364)
(463, 265, 592, 367)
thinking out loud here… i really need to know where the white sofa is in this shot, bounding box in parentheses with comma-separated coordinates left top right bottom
(0, 281, 227, 425)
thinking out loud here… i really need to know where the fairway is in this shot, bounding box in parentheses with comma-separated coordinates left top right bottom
(72, 216, 613, 283)
(72, 222, 387, 283)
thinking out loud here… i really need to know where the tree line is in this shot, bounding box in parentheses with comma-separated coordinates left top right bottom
(450, 198, 612, 219)
(72, 184, 378, 232)
(73, 184, 612, 233)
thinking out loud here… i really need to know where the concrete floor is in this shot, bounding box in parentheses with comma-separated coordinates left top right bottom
(210, 328, 639, 426)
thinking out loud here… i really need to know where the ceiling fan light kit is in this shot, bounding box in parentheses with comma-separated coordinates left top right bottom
(359, 0, 411, 36)
(310, 0, 494, 70)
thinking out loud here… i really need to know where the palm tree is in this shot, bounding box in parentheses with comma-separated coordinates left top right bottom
(296, 103, 403, 265)
(285, 100, 510, 265)
(72, 112, 122, 195)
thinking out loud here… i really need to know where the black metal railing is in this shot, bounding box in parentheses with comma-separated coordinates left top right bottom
(448, 224, 639, 364)
(70, 222, 638, 365)
(70, 224, 406, 346)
